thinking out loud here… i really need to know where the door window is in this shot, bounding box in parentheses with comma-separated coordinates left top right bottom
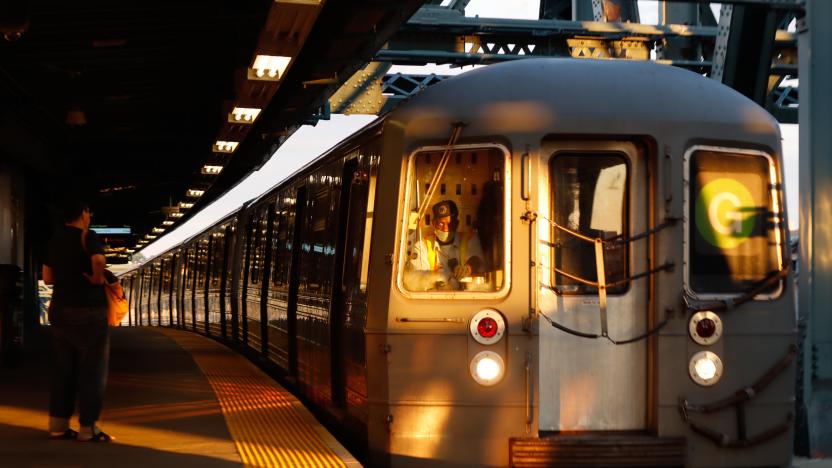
(550, 153, 629, 294)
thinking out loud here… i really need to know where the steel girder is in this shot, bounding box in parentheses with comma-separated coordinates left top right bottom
(376, 5, 799, 122)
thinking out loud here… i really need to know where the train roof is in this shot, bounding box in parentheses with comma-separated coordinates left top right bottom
(247, 119, 385, 209)
(391, 58, 781, 150)
(122, 120, 385, 273)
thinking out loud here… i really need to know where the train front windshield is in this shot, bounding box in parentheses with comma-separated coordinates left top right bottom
(399, 145, 509, 295)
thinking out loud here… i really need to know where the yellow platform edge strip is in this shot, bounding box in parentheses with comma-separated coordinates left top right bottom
(155, 328, 359, 468)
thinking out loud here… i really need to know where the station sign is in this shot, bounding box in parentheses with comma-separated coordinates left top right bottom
(90, 226, 132, 235)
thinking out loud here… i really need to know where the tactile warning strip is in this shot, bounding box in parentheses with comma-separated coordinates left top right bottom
(156, 328, 358, 468)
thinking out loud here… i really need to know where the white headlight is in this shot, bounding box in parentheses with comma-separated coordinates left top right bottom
(470, 351, 505, 386)
(689, 351, 723, 386)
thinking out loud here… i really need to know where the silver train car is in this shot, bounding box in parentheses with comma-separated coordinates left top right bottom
(122, 59, 796, 467)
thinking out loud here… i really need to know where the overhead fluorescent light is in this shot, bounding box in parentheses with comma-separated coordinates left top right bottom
(179, 202, 194, 209)
(250, 55, 291, 81)
(202, 165, 223, 175)
(162, 220, 174, 226)
(152, 227, 165, 234)
(145, 234, 157, 240)
(187, 189, 205, 198)
(170, 212, 184, 218)
(229, 107, 261, 124)
(214, 141, 239, 153)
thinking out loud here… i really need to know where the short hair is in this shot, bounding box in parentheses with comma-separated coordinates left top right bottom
(60, 199, 90, 223)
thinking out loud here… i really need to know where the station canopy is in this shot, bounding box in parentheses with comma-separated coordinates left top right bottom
(0, 0, 424, 256)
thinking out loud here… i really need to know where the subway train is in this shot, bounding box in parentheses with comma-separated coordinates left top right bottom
(121, 58, 796, 467)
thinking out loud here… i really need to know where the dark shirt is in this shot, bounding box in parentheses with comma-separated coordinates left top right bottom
(43, 226, 107, 308)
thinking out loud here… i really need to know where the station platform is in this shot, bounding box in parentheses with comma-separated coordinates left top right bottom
(0, 327, 360, 468)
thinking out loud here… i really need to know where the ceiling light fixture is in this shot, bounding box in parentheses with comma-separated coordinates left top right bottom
(187, 189, 205, 198)
(65, 106, 87, 126)
(202, 165, 223, 175)
(162, 220, 174, 226)
(214, 141, 239, 153)
(152, 227, 165, 234)
(179, 202, 194, 209)
(170, 212, 184, 218)
(250, 55, 292, 81)
(229, 107, 261, 124)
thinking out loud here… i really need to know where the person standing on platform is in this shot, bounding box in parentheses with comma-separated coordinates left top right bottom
(42, 199, 113, 442)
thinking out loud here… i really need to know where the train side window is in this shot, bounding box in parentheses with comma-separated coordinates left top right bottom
(271, 203, 292, 289)
(162, 258, 172, 293)
(248, 211, 268, 286)
(196, 238, 209, 290)
(550, 153, 629, 295)
(210, 230, 224, 288)
(685, 147, 784, 297)
(399, 145, 509, 295)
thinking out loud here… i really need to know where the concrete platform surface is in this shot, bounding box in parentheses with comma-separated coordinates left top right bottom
(0, 327, 357, 468)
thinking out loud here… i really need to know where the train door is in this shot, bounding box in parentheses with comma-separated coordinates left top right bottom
(136, 270, 144, 326)
(331, 154, 377, 420)
(538, 140, 649, 431)
(170, 254, 178, 327)
(329, 158, 358, 407)
(221, 223, 234, 339)
(286, 186, 308, 377)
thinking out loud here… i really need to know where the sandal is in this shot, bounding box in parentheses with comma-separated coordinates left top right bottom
(49, 428, 79, 440)
(78, 429, 113, 443)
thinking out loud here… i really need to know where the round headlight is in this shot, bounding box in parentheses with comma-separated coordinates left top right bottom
(688, 311, 723, 345)
(470, 350, 505, 386)
(688, 351, 724, 386)
(470, 309, 506, 345)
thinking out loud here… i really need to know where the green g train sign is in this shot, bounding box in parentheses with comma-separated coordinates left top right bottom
(688, 148, 782, 294)
(694, 178, 756, 249)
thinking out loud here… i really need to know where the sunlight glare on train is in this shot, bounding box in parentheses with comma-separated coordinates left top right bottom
(479, 101, 555, 134)
(135, 114, 375, 263)
(392, 382, 453, 459)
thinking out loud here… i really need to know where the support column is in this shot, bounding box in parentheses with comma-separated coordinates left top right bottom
(0, 160, 25, 367)
(658, 1, 701, 61)
(799, 0, 832, 457)
(572, 0, 638, 22)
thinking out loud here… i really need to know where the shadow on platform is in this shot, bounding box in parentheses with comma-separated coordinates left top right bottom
(0, 327, 241, 468)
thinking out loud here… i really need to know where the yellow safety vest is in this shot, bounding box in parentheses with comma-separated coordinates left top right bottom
(424, 230, 475, 272)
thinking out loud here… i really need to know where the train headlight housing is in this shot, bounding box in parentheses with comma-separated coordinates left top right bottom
(470, 309, 506, 345)
(689, 351, 723, 386)
(470, 351, 505, 386)
(689, 311, 723, 345)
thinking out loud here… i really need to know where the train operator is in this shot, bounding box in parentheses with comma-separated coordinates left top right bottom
(406, 200, 483, 291)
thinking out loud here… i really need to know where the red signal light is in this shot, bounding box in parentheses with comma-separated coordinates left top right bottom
(696, 318, 717, 338)
(477, 317, 498, 338)
(470, 309, 505, 345)
(688, 311, 722, 345)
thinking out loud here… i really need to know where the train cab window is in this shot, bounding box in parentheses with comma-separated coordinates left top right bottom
(686, 147, 784, 296)
(399, 145, 509, 295)
(550, 153, 629, 294)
